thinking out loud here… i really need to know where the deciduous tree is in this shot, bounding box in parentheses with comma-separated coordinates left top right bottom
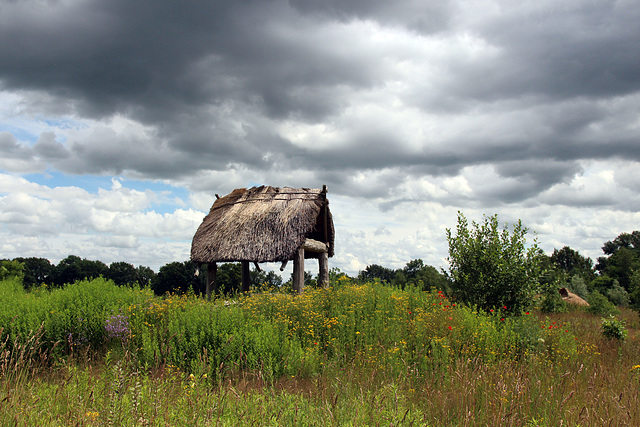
(445, 212, 542, 314)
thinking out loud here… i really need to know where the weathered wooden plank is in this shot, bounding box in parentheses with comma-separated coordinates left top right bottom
(302, 238, 328, 253)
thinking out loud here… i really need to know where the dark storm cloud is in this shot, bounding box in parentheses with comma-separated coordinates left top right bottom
(451, 1, 640, 102)
(1, 0, 640, 205)
(287, 0, 453, 34)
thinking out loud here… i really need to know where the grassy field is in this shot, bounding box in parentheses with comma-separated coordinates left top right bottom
(1, 276, 639, 426)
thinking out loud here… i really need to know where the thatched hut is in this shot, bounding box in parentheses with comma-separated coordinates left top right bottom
(559, 288, 590, 306)
(190, 185, 334, 298)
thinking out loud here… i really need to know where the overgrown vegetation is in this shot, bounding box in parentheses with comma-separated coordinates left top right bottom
(1, 274, 639, 425)
(445, 212, 541, 314)
(2, 215, 640, 425)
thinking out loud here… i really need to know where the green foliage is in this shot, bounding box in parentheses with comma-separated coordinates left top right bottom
(358, 259, 448, 291)
(550, 246, 595, 281)
(589, 275, 616, 295)
(0, 277, 151, 358)
(153, 261, 202, 295)
(358, 264, 395, 283)
(51, 255, 109, 287)
(540, 283, 567, 314)
(586, 291, 619, 317)
(596, 231, 640, 292)
(13, 257, 53, 289)
(1, 276, 583, 379)
(630, 270, 640, 312)
(107, 261, 139, 287)
(446, 212, 542, 314)
(569, 274, 589, 300)
(0, 259, 25, 281)
(601, 316, 628, 341)
(8, 276, 640, 425)
(606, 281, 630, 307)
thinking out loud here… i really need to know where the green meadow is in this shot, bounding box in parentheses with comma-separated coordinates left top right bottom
(1, 276, 638, 426)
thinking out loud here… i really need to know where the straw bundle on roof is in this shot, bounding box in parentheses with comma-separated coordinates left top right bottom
(559, 288, 590, 306)
(190, 186, 334, 264)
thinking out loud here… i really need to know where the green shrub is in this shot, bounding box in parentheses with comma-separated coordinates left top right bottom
(586, 291, 619, 316)
(569, 275, 589, 300)
(601, 316, 627, 341)
(0, 260, 24, 281)
(606, 281, 630, 307)
(540, 284, 567, 314)
(445, 212, 542, 314)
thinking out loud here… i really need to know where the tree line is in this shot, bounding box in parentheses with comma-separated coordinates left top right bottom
(357, 215, 640, 314)
(0, 255, 282, 296)
(2, 217, 639, 313)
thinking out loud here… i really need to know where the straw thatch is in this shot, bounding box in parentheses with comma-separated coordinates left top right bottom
(559, 288, 590, 306)
(190, 186, 334, 264)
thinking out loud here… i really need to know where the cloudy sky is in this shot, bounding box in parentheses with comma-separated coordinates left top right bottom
(1, 0, 639, 275)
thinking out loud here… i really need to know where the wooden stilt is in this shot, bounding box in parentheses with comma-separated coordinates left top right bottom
(293, 248, 305, 294)
(318, 252, 329, 288)
(241, 261, 251, 292)
(206, 262, 217, 302)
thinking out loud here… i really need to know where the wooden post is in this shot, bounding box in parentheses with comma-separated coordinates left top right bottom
(241, 261, 251, 292)
(319, 252, 329, 288)
(206, 262, 217, 302)
(293, 247, 305, 294)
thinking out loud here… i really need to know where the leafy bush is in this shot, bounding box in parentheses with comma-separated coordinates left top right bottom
(0, 260, 24, 281)
(601, 316, 627, 341)
(540, 283, 567, 314)
(569, 275, 589, 300)
(445, 212, 542, 314)
(606, 281, 630, 307)
(586, 291, 619, 316)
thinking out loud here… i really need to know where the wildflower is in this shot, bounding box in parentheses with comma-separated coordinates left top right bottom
(490, 309, 494, 312)
(105, 314, 131, 343)
(503, 305, 507, 310)
(448, 326, 452, 330)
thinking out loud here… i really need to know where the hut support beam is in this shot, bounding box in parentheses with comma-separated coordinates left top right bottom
(206, 262, 217, 302)
(318, 252, 329, 288)
(241, 261, 251, 292)
(293, 247, 305, 294)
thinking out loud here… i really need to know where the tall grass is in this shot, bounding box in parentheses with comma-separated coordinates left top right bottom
(1, 276, 638, 425)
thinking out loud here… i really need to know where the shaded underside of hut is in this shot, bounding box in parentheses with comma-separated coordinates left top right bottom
(190, 185, 334, 264)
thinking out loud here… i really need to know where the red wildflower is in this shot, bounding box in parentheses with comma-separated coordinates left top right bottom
(503, 305, 507, 309)
(448, 326, 452, 330)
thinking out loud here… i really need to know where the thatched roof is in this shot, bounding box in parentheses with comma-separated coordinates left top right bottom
(559, 288, 590, 306)
(190, 186, 334, 264)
